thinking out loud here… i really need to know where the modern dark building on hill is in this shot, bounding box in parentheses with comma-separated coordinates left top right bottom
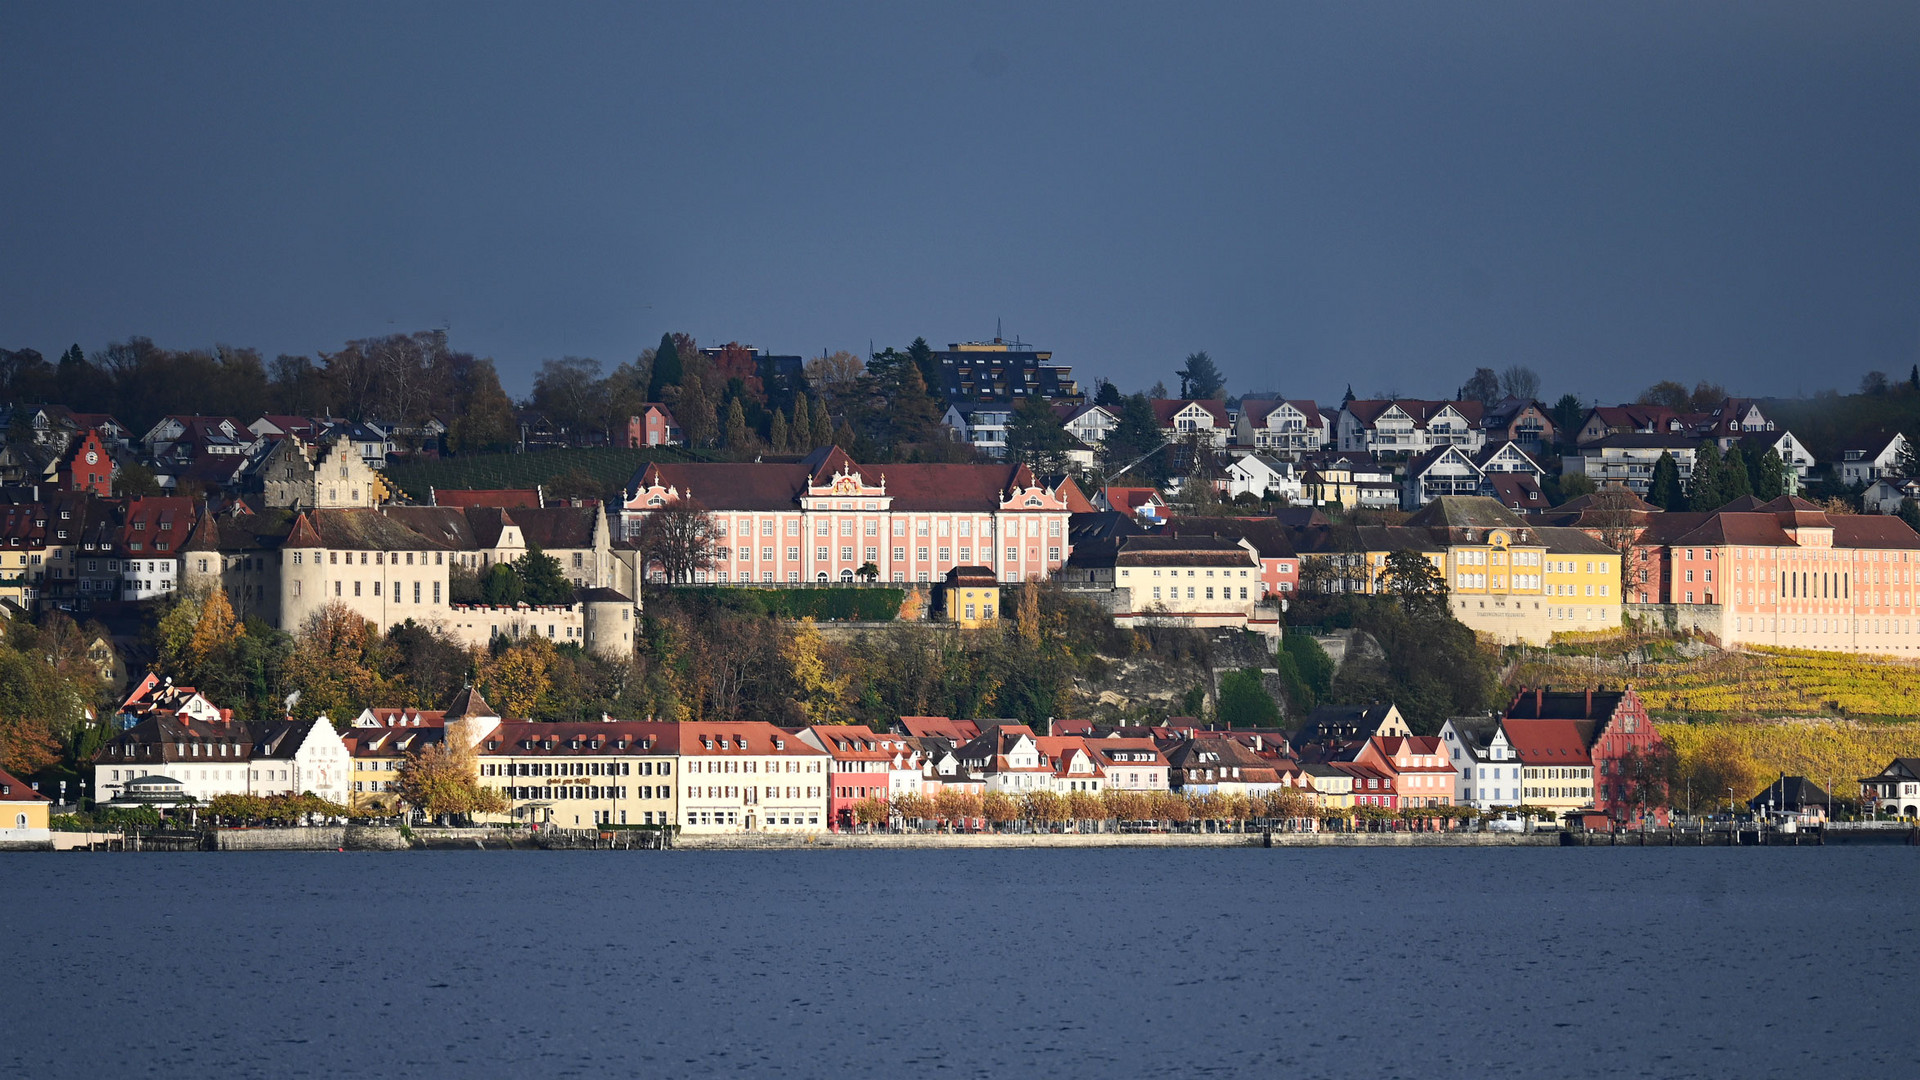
(932, 338, 1080, 405)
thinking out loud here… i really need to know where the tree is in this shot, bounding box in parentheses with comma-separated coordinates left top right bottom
(447, 359, 518, 453)
(769, 409, 790, 454)
(186, 588, 245, 673)
(1647, 452, 1682, 510)
(532, 356, 608, 444)
(1720, 445, 1753, 502)
(1217, 669, 1281, 728)
(1638, 381, 1690, 409)
(646, 332, 683, 403)
(1461, 367, 1501, 407)
(1556, 472, 1596, 501)
(480, 563, 523, 606)
(1550, 394, 1586, 444)
(1379, 549, 1448, 619)
(1499, 365, 1541, 402)
(1749, 448, 1788, 500)
(393, 738, 507, 824)
(1100, 394, 1168, 482)
(1587, 485, 1645, 555)
(284, 603, 387, 725)
(809, 394, 833, 449)
(478, 636, 557, 717)
(673, 374, 718, 449)
(1612, 742, 1678, 826)
(635, 498, 719, 584)
(980, 790, 1019, 829)
(1176, 351, 1225, 399)
(783, 617, 848, 725)
(1687, 381, 1728, 411)
(1688, 441, 1725, 512)
(723, 397, 752, 454)
(1003, 396, 1076, 476)
(1861, 371, 1891, 396)
(515, 543, 574, 605)
(790, 397, 813, 452)
(1094, 379, 1123, 408)
(1898, 498, 1920, 534)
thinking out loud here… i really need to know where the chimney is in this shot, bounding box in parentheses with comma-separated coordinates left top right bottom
(1585, 688, 1593, 716)
(1534, 688, 1543, 714)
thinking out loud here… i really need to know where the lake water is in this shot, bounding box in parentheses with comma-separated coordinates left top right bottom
(4, 848, 1912, 1079)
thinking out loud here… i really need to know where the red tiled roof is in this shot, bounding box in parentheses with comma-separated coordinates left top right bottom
(898, 717, 981, 741)
(1501, 719, 1593, 765)
(0, 767, 51, 802)
(434, 488, 542, 509)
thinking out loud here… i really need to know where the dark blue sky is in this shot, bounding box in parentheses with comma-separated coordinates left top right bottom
(4, 3, 1917, 404)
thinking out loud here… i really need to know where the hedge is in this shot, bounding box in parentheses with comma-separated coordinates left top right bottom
(711, 587, 907, 622)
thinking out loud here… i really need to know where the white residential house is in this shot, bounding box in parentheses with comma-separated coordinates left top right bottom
(1225, 455, 1304, 502)
(1235, 399, 1326, 455)
(1863, 476, 1920, 515)
(1337, 400, 1487, 456)
(1054, 402, 1117, 453)
(1567, 435, 1699, 497)
(1836, 433, 1910, 488)
(1152, 400, 1232, 448)
(1738, 430, 1813, 485)
(1438, 717, 1523, 810)
(942, 402, 1015, 459)
(1402, 445, 1483, 509)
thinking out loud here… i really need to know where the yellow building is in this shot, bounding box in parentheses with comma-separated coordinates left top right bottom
(1291, 496, 1622, 645)
(476, 721, 681, 829)
(939, 565, 1001, 627)
(1, 766, 52, 835)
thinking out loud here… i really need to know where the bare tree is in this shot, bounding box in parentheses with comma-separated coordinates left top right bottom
(635, 497, 719, 583)
(1499, 365, 1541, 402)
(1587, 484, 1646, 554)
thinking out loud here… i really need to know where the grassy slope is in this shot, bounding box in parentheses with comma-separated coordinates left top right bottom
(1510, 641, 1920, 722)
(1658, 718, 1920, 796)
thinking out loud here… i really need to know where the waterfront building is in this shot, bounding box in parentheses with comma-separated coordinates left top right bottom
(676, 721, 829, 832)
(1503, 687, 1664, 824)
(794, 725, 919, 830)
(1858, 758, 1920, 818)
(1086, 737, 1170, 792)
(477, 721, 681, 829)
(0, 767, 52, 841)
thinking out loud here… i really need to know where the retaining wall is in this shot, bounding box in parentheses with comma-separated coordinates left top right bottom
(675, 830, 1559, 851)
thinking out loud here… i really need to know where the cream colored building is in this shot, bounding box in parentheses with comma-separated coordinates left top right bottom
(1061, 535, 1274, 639)
(676, 721, 829, 832)
(476, 720, 681, 828)
(257, 434, 387, 511)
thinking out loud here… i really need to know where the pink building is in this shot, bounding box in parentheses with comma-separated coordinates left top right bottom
(623, 404, 682, 448)
(623, 447, 1074, 584)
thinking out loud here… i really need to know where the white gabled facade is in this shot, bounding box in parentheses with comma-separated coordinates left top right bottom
(1438, 719, 1522, 810)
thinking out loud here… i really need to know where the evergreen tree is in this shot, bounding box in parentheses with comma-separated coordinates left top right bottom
(723, 396, 750, 452)
(1720, 445, 1752, 502)
(810, 395, 833, 449)
(1550, 393, 1586, 445)
(791, 397, 812, 451)
(1003, 396, 1077, 476)
(1900, 498, 1920, 534)
(675, 374, 718, 448)
(906, 336, 939, 400)
(515, 543, 575, 605)
(480, 563, 523, 606)
(1647, 452, 1681, 510)
(769, 409, 789, 454)
(1094, 379, 1123, 408)
(1749, 448, 1788, 500)
(1911, 364, 1919, 391)
(832, 419, 858, 452)
(646, 332, 682, 403)
(1176, 351, 1226, 399)
(1688, 442, 1724, 512)
(1100, 393, 1169, 481)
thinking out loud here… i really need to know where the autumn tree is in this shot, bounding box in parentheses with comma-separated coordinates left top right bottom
(635, 497, 719, 584)
(284, 603, 388, 726)
(477, 636, 557, 718)
(393, 738, 508, 824)
(1499, 365, 1541, 401)
(783, 618, 849, 725)
(980, 790, 1019, 829)
(187, 588, 245, 672)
